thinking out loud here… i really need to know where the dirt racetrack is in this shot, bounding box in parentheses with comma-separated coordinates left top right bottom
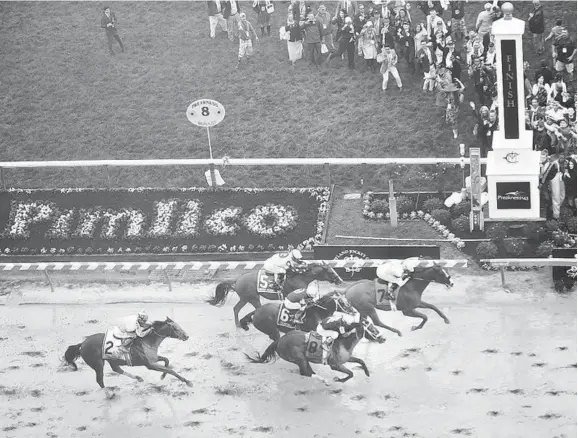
(0, 271, 576, 438)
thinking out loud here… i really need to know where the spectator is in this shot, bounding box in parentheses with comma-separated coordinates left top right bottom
(336, 0, 358, 18)
(414, 23, 428, 49)
(533, 119, 553, 154)
(254, 1, 272, 37)
(532, 75, 551, 106)
(380, 18, 396, 49)
(449, 1, 467, 42)
(524, 61, 534, 100)
(100, 6, 125, 56)
(426, 9, 447, 39)
(445, 80, 465, 138)
(289, 0, 306, 22)
(528, 0, 545, 54)
(332, 8, 348, 42)
(223, 1, 241, 44)
(236, 13, 258, 69)
(466, 33, 484, 68)
(208, 1, 228, 39)
(484, 42, 497, 67)
(550, 157, 566, 219)
(451, 53, 462, 81)
(554, 29, 576, 81)
(563, 157, 577, 212)
(372, 9, 386, 48)
(395, 8, 412, 30)
(471, 103, 490, 156)
(285, 16, 303, 66)
(397, 22, 416, 74)
(475, 3, 495, 51)
(379, 45, 403, 91)
(544, 18, 565, 59)
(317, 4, 335, 52)
(555, 90, 575, 109)
(539, 151, 558, 219)
(528, 97, 545, 125)
(301, 12, 324, 68)
(327, 16, 356, 69)
(360, 21, 378, 72)
(534, 59, 554, 85)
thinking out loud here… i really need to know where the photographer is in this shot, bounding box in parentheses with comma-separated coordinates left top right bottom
(326, 16, 356, 70)
(300, 13, 324, 67)
(100, 6, 125, 55)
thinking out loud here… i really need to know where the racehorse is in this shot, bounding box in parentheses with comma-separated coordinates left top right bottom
(345, 264, 454, 334)
(246, 317, 385, 383)
(206, 261, 343, 327)
(63, 317, 191, 398)
(238, 291, 355, 341)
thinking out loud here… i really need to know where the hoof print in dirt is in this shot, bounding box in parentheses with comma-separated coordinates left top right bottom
(252, 426, 273, 433)
(215, 384, 242, 396)
(191, 408, 209, 414)
(539, 413, 562, 420)
(7, 365, 20, 370)
(527, 353, 537, 357)
(26, 422, 37, 427)
(467, 388, 488, 394)
(86, 320, 98, 324)
(76, 426, 87, 431)
(142, 407, 153, 413)
(294, 390, 309, 395)
(424, 367, 433, 371)
(389, 426, 403, 431)
(481, 349, 498, 354)
(21, 351, 45, 358)
(29, 390, 42, 398)
(451, 370, 463, 375)
(545, 390, 564, 396)
(451, 428, 473, 435)
(487, 411, 501, 416)
(329, 389, 342, 395)
(350, 394, 365, 401)
(532, 362, 547, 368)
(30, 407, 43, 412)
(556, 346, 568, 351)
(202, 353, 213, 360)
(3, 426, 17, 432)
(383, 394, 395, 400)
(567, 363, 577, 368)
(217, 332, 230, 338)
(0, 386, 17, 396)
(184, 352, 199, 357)
(75, 391, 88, 396)
(30, 363, 45, 368)
(296, 406, 308, 412)
(508, 389, 525, 395)
(510, 352, 523, 356)
(368, 410, 387, 419)
(521, 405, 532, 409)
(184, 421, 201, 428)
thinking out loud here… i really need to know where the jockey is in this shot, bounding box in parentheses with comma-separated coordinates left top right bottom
(283, 280, 321, 325)
(262, 249, 307, 289)
(375, 257, 421, 311)
(316, 311, 360, 354)
(117, 310, 153, 354)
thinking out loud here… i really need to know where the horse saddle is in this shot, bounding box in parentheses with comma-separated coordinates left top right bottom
(304, 331, 324, 364)
(102, 328, 132, 365)
(257, 269, 282, 294)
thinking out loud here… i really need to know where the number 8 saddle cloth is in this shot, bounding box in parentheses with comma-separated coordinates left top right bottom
(304, 331, 325, 364)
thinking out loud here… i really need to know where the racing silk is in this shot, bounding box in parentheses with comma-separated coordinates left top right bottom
(376, 257, 420, 285)
(320, 311, 357, 331)
(263, 252, 302, 273)
(118, 315, 150, 338)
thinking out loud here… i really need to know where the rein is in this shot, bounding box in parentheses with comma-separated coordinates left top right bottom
(150, 323, 173, 339)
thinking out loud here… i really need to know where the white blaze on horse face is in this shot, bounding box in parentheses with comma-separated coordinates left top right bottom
(442, 268, 453, 286)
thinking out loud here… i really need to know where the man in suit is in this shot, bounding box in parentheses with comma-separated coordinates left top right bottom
(207, 0, 228, 39)
(101, 6, 125, 55)
(416, 40, 434, 74)
(223, 1, 241, 43)
(336, 0, 357, 18)
(379, 45, 403, 91)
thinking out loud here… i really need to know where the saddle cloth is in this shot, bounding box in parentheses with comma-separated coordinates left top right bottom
(304, 331, 324, 365)
(277, 303, 298, 330)
(375, 279, 396, 309)
(257, 269, 280, 295)
(102, 328, 132, 365)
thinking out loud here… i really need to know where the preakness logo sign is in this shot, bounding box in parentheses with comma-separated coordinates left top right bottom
(496, 182, 531, 209)
(333, 249, 370, 276)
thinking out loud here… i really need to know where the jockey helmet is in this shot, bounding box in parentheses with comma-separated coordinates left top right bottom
(291, 249, 303, 260)
(137, 310, 148, 323)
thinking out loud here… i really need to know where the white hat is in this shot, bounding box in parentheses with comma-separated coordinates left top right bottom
(484, 3, 492, 9)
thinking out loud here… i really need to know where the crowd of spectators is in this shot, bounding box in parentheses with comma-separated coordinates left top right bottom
(204, 0, 576, 217)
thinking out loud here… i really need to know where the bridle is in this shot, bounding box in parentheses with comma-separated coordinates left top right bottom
(150, 321, 175, 339)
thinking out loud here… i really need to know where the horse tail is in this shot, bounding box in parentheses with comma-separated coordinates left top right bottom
(64, 343, 82, 371)
(239, 311, 255, 331)
(244, 340, 279, 364)
(207, 281, 234, 306)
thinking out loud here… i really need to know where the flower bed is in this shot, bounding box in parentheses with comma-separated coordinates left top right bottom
(0, 187, 331, 255)
(362, 191, 577, 269)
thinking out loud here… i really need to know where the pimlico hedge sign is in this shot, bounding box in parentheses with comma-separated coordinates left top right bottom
(0, 188, 330, 255)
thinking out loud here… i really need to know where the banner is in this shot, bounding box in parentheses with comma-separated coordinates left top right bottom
(313, 245, 441, 280)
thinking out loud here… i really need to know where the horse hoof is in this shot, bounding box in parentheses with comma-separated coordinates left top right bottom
(136, 376, 144, 383)
(185, 381, 194, 387)
(444, 319, 451, 325)
(397, 331, 403, 337)
(411, 326, 420, 331)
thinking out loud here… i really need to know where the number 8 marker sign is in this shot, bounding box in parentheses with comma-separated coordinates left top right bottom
(186, 99, 226, 128)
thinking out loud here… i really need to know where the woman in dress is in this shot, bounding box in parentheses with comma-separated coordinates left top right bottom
(285, 16, 303, 66)
(359, 21, 378, 72)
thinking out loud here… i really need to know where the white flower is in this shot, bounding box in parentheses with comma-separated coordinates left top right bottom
(73, 209, 103, 239)
(448, 233, 455, 240)
(5, 201, 56, 240)
(126, 209, 146, 239)
(101, 210, 129, 240)
(174, 200, 203, 238)
(243, 204, 298, 239)
(46, 209, 75, 241)
(148, 199, 178, 239)
(204, 207, 243, 236)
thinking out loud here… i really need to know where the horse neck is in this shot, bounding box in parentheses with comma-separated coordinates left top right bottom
(143, 330, 166, 350)
(406, 278, 429, 299)
(339, 331, 360, 352)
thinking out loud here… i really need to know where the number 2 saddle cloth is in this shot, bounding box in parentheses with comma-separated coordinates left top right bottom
(277, 302, 300, 330)
(374, 279, 397, 310)
(256, 269, 283, 298)
(102, 328, 133, 366)
(304, 331, 325, 365)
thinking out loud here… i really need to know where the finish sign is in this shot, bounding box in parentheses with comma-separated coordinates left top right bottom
(186, 99, 225, 128)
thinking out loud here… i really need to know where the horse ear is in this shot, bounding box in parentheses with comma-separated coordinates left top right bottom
(166, 316, 173, 322)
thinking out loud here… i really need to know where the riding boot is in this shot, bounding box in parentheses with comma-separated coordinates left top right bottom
(388, 284, 399, 311)
(267, 25, 271, 36)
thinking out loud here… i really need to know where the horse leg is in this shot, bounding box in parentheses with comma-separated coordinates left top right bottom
(330, 364, 354, 383)
(157, 355, 170, 380)
(109, 362, 143, 383)
(402, 308, 429, 331)
(145, 363, 193, 387)
(297, 359, 314, 377)
(233, 299, 248, 328)
(367, 308, 402, 337)
(417, 301, 450, 324)
(347, 356, 370, 377)
(94, 363, 114, 399)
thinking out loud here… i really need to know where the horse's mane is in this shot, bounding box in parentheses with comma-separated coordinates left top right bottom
(316, 291, 340, 307)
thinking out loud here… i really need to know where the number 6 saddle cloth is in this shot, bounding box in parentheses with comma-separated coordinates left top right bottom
(102, 328, 133, 366)
(277, 302, 299, 330)
(304, 331, 325, 365)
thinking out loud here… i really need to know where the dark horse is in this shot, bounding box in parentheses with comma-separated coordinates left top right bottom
(207, 262, 343, 327)
(345, 264, 454, 334)
(246, 317, 385, 383)
(63, 317, 191, 398)
(238, 291, 355, 341)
